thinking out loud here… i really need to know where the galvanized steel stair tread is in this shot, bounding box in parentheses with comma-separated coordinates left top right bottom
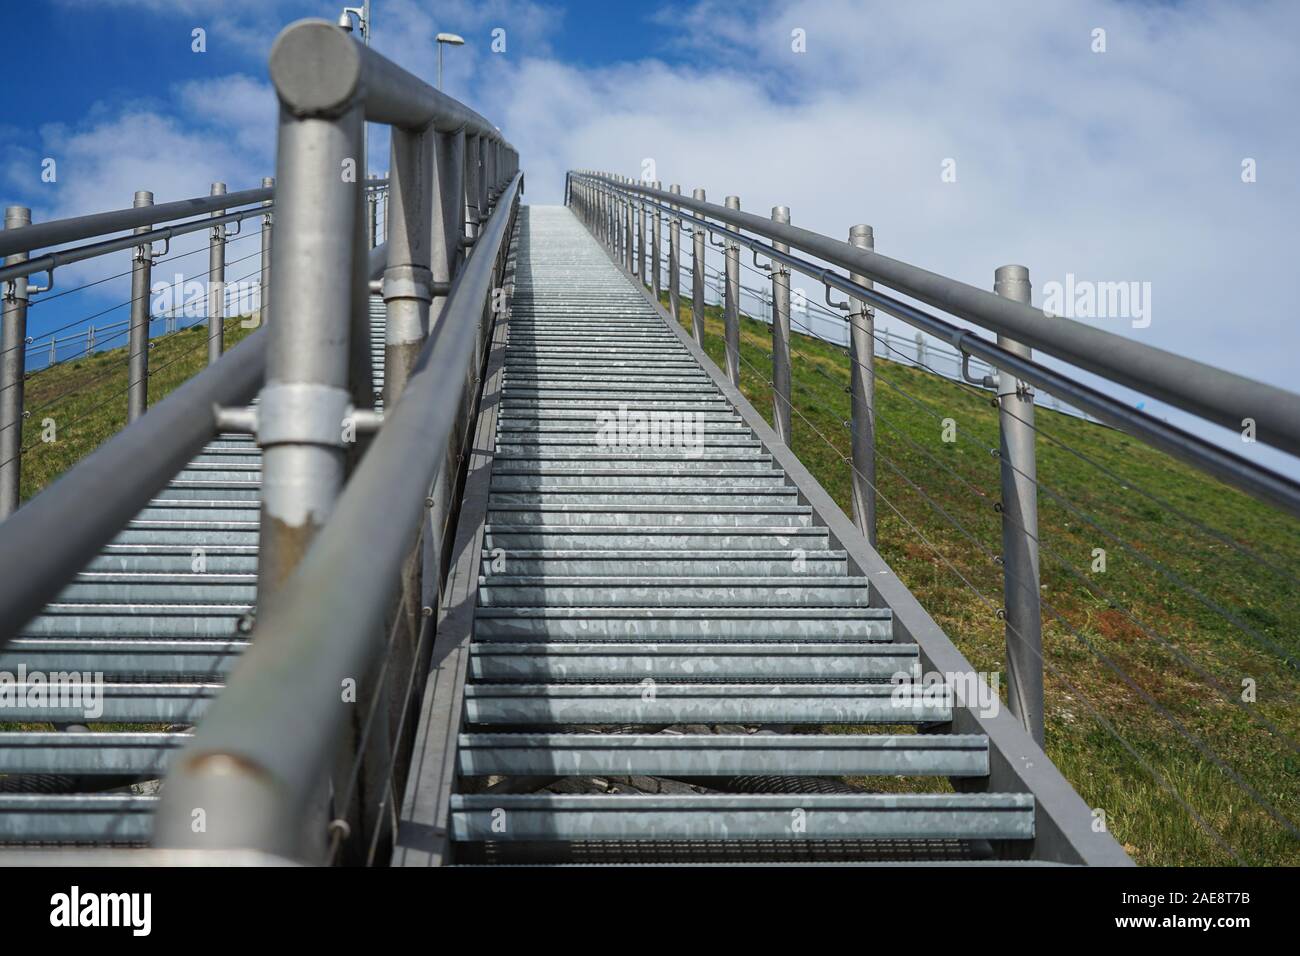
(0, 305, 387, 844)
(454, 206, 1030, 862)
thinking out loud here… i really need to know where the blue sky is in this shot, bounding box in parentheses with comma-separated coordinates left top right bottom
(2, 0, 1298, 477)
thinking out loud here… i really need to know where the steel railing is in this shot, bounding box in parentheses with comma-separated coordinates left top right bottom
(0, 16, 516, 863)
(0, 173, 390, 516)
(135, 18, 519, 862)
(567, 169, 1300, 752)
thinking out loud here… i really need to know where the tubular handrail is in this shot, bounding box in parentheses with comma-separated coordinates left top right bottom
(572, 171, 1300, 519)
(0, 179, 388, 262)
(152, 171, 522, 858)
(269, 19, 512, 144)
(0, 327, 267, 646)
(573, 172, 1300, 461)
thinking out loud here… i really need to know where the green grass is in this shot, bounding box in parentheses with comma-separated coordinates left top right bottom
(664, 290, 1300, 867)
(19, 318, 257, 502)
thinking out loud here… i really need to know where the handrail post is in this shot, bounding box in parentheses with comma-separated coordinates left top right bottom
(383, 127, 434, 408)
(0, 206, 31, 517)
(367, 172, 379, 248)
(848, 223, 876, 545)
(650, 180, 662, 298)
(430, 127, 468, 589)
(770, 205, 792, 443)
(127, 191, 153, 423)
(636, 191, 646, 282)
(723, 195, 741, 387)
(690, 187, 706, 346)
(207, 182, 227, 363)
(623, 178, 634, 272)
(994, 263, 1044, 746)
(668, 184, 681, 323)
(259, 177, 274, 326)
(464, 133, 481, 242)
(254, 106, 364, 617)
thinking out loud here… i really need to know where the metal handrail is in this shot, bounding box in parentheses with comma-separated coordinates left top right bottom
(140, 18, 520, 860)
(574, 172, 1300, 460)
(153, 172, 521, 859)
(0, 178, 388, 264)
(573, 171, 1300, 519)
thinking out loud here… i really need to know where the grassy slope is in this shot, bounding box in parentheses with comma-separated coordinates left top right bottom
(20, 318, 256, 501)
(663, 291, 1299, 867)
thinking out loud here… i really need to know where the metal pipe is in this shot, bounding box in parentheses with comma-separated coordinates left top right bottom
(770, 205, 792, 444)
(464, 133, 481, 242)
(691, 188, 706, 347)
(0, 206, 30, 517)
(260, 177, 274, 326)
(577, 173, 1300, 460)
(207, 182, 227, 363)
(994, 264, 1044, 746)
(624, 179, 634, 272)
(635, 192, 645, 280)
(581, 174, 1300, 518)
(127, 191, 153, 422)
(367, 172, 379, 248)
(848, 224, 876, 545)
(154, 172, 522, 859)
(254, 103, 364, 615)
(668, 185, 681, 326)
(268, 20, 513, 143)
(723, 195, 741, 387)
(650, 181, 662, 299)
(383, 126, 434, 408)
(0, 330, 266, 646)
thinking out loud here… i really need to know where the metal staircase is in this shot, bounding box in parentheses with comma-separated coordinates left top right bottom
(0, 307, 388, 845)
(442, 207, 1035, 864)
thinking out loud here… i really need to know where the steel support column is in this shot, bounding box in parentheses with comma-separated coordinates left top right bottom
(848, 224, 876, 545)
(994, 264, 1044, 746)
(207, 182, 227, 364)
(127, 191, 154, 423)
(723, 195, 741, 387)
(691, 187, 706, 347)
(770, 205, 792, 444)
(0, 207, 30, 517)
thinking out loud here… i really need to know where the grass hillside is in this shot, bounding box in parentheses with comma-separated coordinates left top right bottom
(19, 318, 256, 502)
(663, 291, 1300, 867)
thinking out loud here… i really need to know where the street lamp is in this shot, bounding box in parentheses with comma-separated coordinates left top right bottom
(436, 32, 465, 91)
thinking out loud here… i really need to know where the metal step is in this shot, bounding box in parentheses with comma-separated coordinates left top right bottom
(0, 732, 188, 775)
(457, 733, 987, 777)
(473, 606, 893, 641)
(476, 577, 871, 608)
(461, 682, 950, 725)
(468, 642, 917, 681)
(450, 793, 1034, 843)
(478, 549, 847, 576)
(0, 795, 156, 845)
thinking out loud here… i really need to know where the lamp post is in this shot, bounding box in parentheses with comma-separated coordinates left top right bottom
(436, 32, 465, 90)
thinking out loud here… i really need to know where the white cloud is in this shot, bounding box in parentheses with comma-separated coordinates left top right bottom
(21, 0, 1300, 475)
